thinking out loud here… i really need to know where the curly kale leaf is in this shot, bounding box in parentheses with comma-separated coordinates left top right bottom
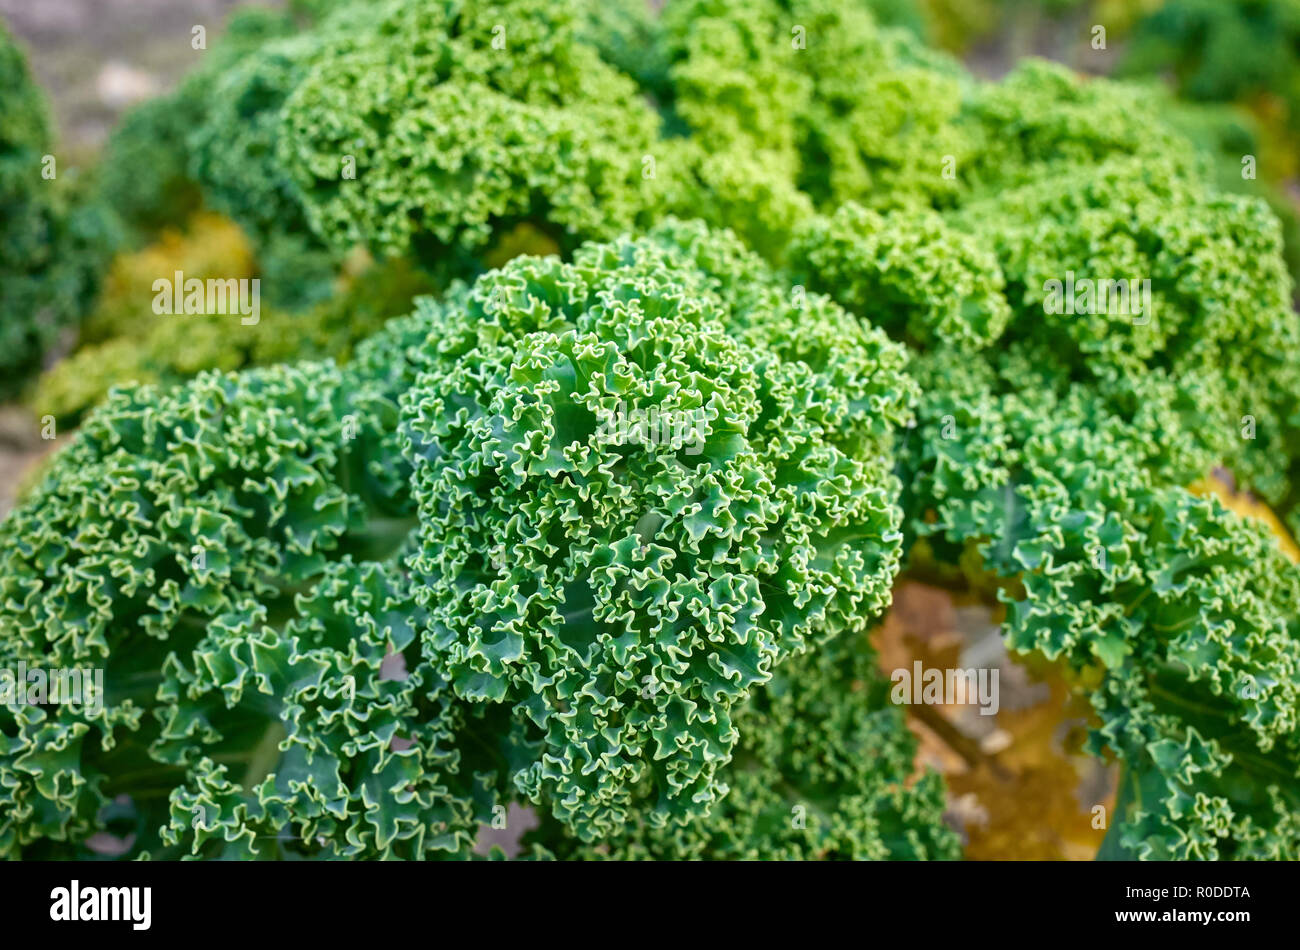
(902, 350, 1300, 860)
(529, 627, 961, 860)
(399, 225, 914, 838)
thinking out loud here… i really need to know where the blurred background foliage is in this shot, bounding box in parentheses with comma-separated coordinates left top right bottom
(4, 0, 1298, 433)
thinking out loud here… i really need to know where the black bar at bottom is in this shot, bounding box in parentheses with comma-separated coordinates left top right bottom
(0, 859, 1282, 937)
